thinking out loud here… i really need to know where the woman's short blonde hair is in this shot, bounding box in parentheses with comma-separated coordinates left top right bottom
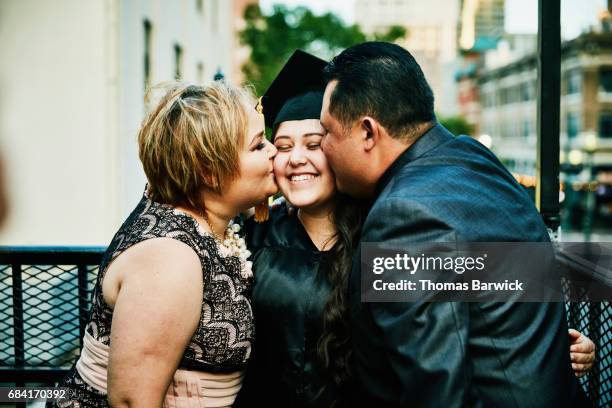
(138, 81, 254, 212)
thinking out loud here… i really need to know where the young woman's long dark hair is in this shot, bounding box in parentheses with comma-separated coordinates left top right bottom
(317, 193, 367, 405)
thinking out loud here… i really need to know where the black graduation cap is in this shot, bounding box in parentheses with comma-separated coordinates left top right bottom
(261, 50, 327, 129)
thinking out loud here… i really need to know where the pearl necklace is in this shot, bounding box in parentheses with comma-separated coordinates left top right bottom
(200, 213, 252, 278)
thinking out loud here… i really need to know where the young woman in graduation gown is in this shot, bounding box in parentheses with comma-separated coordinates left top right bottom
(234, 51, 363, 407)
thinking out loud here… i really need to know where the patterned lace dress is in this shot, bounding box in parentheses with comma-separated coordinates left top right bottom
(47, 191, 254, 407)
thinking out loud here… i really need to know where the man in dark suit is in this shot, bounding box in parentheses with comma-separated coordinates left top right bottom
(320, 42, 583, 407)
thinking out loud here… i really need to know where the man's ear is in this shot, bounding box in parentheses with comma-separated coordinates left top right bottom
(360, 117, 379, 152)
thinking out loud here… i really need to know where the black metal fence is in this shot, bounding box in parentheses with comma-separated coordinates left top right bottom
(559, 249, 612, 407)
(0, 247, 105, 387)
(0, 246, 611, 407)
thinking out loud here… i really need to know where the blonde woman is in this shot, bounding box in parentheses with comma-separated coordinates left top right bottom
(49, 81, 277, 407)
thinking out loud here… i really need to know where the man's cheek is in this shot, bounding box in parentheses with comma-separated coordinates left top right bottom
(321, 136, 330, 153)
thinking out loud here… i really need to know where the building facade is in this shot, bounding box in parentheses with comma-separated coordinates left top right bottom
(474, 32, 612, 230)
(478, 32, 612, 174)
(354, 0, 461, 116)
(458, 0, 505, 51)
(233, 0, 259, 84)
(0, 0, 234, 245)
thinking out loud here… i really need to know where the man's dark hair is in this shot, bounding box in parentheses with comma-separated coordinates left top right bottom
(324, 41, 435, 139)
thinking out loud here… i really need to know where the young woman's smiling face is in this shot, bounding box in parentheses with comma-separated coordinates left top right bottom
(273, 119, 336, 211)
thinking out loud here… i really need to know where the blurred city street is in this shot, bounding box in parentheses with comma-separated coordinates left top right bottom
(0, 0, 610, 246)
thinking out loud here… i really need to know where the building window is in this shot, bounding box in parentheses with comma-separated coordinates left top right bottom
(499, 86, 520, 105)
(565, 70, 581, 95)
(599, 114, 612, 138)
(489, 91, 496, 107)
(143, 20, 152, 91)
(566, 113, 580, 139)
(520, 82, 534, 102)
(523, 120, 531, 138)
(599, 68, 612, 93)
(499, 88, 507, 105)
(488, 91, 496, 107)
(511, 86, 519, 104)
(197, 62, 204, 84)
(174, 43, 183, 80)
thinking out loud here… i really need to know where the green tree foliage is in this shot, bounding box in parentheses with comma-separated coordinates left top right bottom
(438, 115, 475, 136)
(240, 4, 406, 93)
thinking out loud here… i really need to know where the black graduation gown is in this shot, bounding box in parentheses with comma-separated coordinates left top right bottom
(234, 204, 337, 407)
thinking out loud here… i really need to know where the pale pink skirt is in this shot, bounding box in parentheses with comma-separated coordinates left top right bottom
(163, 369, 243, 408)
(76, 330, 243, 407)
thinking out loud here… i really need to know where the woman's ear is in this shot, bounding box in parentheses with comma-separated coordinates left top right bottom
(199, 167, 219, 191)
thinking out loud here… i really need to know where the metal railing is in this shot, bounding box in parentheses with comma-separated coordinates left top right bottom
(0, 246, 611, 406)
(558, 249, 612, 407)
(0, 246, 105, 386)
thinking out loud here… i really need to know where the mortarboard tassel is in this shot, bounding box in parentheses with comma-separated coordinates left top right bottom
(254, 97, 270, 223)
(254, 198, 270, 223)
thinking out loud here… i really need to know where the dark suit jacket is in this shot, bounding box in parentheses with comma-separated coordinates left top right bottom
(348, 124, 583, 407)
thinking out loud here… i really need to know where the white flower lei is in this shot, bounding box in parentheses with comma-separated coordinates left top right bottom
(220, 220, 253, 279)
